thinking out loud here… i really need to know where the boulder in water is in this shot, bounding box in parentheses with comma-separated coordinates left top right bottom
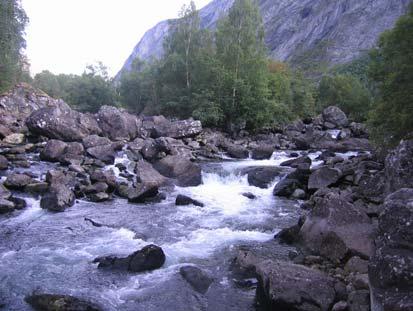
(40, 139, 67, 162)
(25, 293, 101, 311)
(251, 144, 274, 160)
(308, 166, 342, 190)
(280, 156, 312, 169)
(95, 244, 165, 273)
(175, 194, 204, 207)
(0, 155, 8, 170)
(243, 166, 283, 189)
(4, 173, 33, 190)
(224, 144, 249, 159)
(128, 183, 159, 203)
(153, 155, 201, 187)
(40, 184, 75, 212)
(180, 266, 213, 294)
(0, 198, 15, 214)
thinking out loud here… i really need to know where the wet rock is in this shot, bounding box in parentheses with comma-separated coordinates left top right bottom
(95, 244, 165, 273)
(3, 133, 25, 144)
(243, 166, 283, 189)
(25, 182, 49, 194)
(26, 105, 101, 142)
(175, 194, 204, 207)
(308, 166, 342, 190)
(4, 173, 33, 190)
(0, 184, 12, 200)
(251, 144, 274, 160)
(89, 169, 116, 190)
(255, 260, 336, 311)
(151, 118, 202, 139)
(345, 256, 369, 275)
(180, 266, 213, 294)
(46, 170, 76, 186)
(0, 155, 8, 170)
(385, 139, 413, 193)
(140, 138, 169, 162)
(40, 139, 67, 162)
(322, 106, 349, 128)
(25, 293, 101, 311)
(10, 197, 26, 209)
(280, 156, 312, 169)
(275, 224, 301, 244)
(273, 167, 310, 198)
(224, 144, 249, 159)
(89, 192, 110, 202)
(352, 274, 369, 290)
(347, 290, 370, 311)
(369, 188, 413, 311)
(299, 190, 374, 261)
(332, 301, 348, 311)
(40, 184, 75, 212)
(153, 155, 201, 187)
(84, 182, 109, 195)
(292, 188, 306, 199)
(96, 105, 142, 141)
(82, 134, 111, 149)
(135, 160, 168, 188)
(242, 192, 256, 200)
(350, 122, 368, 138)
(128, 184, 159, 203)
(0, 198, 15, 213)
(86, 144, 117, 164)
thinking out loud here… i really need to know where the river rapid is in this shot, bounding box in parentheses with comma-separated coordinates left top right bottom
(0, 150, 354, 311)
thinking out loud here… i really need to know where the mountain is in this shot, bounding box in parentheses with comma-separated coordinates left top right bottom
(116, 0, 410, 79)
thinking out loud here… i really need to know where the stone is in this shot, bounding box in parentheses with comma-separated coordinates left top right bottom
(0, 184, 12, 200)
(89, 192, 110, 202)
(4, 173, 33, 190)
(225, 144, 249, 159)
(322, 106, 349, 128)
(275, 224, 301, 244)
(299, 190, 374, 261)
(0, 199, 15, 214)
(40, 184, 75, 212)
(255, 260, 336, 311)
(242, 192, 257, 199)
(251, 144, 275, 160)
(3, 133, 25, 144)
(243, 166, 283, 188)
(86, 144, 117, 164)
(10, 197, 26, 210)
(180, 266, 213, 294)
(40, 139, 67, 162)
(135, 160, 168, 188)
(25, 182, 49, 194)
(151, 118, 202, 139)
(273, 167, 310, 198)
(82, 135, 111, 149)
(0, 155, 8, 170)
(345, 256, 369, 274)
(385, 139, 413, 193)
(332, 301, 348, 311)
(95, 244, 165, 273)
(347, 290, 370, 311)
(175, 194, 204, 207)
(292, 188, 306, 199)
(308, 166, 342, 190)
(128, 184, 159, 203)
(153, 155, 202, 187)
(280, 156, 312, 169)
(25, 294, 101, 311)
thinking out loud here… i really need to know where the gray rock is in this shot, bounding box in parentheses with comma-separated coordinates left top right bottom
(385, 139, 413, 193)
(0, 183, 12, 200)
(4, 173, 33, 190)
(3, 133, 25, 144)
(152, 119, 202, 139)
(255, 260, 336, 311)
(127, 183, 159, 203)
(40, 139, 67, 162)
(322, 106, 349, 128)
(299, 190, 374, 260)
(0, 155, 8, 170)
(86, 144, 117, 164)
(345, 256, 369, 275)
(251, 144, 274, 160)
(280, 156, 312, 169)
(175, 194, 204, 207)
(135, 160, 168, 188)
(82, 134, 111, 149)
(273, 167, 310, 198)
(25, 182, 49, 194)
(348, 290, 370, 311)
(40, 184, 75, 212)
(89, 192, 110, 202)
(153, 155, 202, 187)
(180, 266, 213, 294)
(224, 144, 249, 159)
(95, 244, 165, 273)
(25, 294, 101, 311)
(308, 166, 342, 190)
(332, 301, 348, 311)
(243, 166, 283, 188)
(0, 198, 15, 214)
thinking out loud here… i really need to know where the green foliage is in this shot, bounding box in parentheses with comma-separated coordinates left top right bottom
(0, 0, 28, 92)
(368, 3, 413, 146)
(33, 62, 117, 112)
(317, 74, 372, 121)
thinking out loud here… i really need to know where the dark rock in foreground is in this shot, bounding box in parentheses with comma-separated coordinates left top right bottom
(25, 293, 101, 311)
(175, 194, 204, 207)
(180, 266, 213, 294)
(385, 139, 413, 193)
(243, 166, 283, 189)
(94, 244, 165, 273)
(256, 260, 336, 311)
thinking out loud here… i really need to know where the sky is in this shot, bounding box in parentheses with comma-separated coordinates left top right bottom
(21, 0, 211, 77)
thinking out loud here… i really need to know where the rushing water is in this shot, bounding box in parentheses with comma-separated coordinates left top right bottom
(0, 151, 320, 310)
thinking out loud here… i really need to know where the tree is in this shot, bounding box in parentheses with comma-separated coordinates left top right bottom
(368, 3, 413, 146)
(215, 0, 269, 131)
(317, 74, 372, 121)
(0, 0, 28, 92)
(33, 70, 64, 98)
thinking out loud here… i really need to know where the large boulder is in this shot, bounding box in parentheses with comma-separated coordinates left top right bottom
(0, 83, 66, 135)
(94, 244, 165, 273)
(273, 167, 310, 198)
(4, 173, 33, 190)
(322, 106, 349, 128)
(308, 166, 342, 190)
(299, 190, 374, 260)
(256, 260, 336, 311)
(81, 135, 111, 149)
(180, 266, 213, 294)
(175, 194, 204, 207)
(223, 144, 249, 159)
(149, 118, 202, 139)
(242, 166, 283, 189)
(251, 143, 275, 160)
(86, 143, 118, 164)
(369, 189, 413, 311)
(127, 183, 159, 203)
(385, 139, 413, 193)
(40, 184, 75, 212)
(95, 105, 142, 141)
(0, 155, 9, 170)
(154, 155, 202, 187)
(40, 139, 68, 162)
(280, 156, 312, 169)
(135, 160, 168, 188)
(25, 294, 101, 311)
(3, 133, 25, 144)
(26, 105, 101, 141)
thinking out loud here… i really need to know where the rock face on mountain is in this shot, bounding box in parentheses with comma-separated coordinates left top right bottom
(117, 0, 410, 79)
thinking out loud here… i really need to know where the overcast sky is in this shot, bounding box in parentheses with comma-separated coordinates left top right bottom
(22, 0, 211, 77)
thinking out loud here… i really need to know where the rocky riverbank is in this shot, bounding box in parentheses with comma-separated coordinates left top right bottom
(0, 83, 411, 311)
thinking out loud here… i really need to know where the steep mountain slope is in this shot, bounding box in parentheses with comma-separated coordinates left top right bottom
(117, 0, 410, 78)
